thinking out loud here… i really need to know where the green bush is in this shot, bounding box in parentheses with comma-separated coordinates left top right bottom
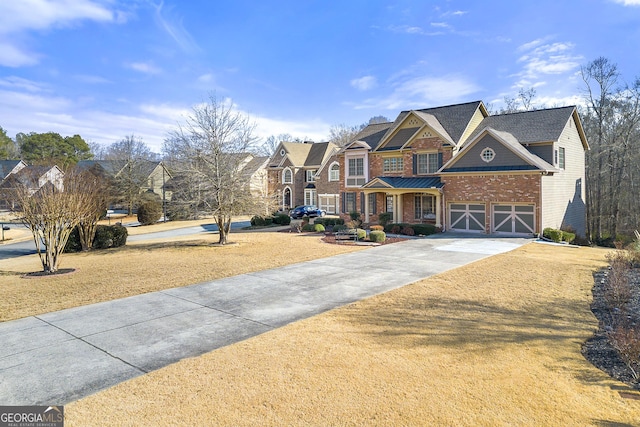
(302, 223, 315, 232)
(543, 227, 563, 243)
(64, 227, 82, 253)
(369, 230, 386, 243)
(315, 217, 344, 227)
(378, 212, 392, 228)
(65, 224, 127, 252)
(411, 223, 436, 235)
(314, 223, 325, 233)
(401, 226, 415, 236)
(250, 215, 273, 226)
(94, 224, 128, 249)
(137, 199, 162, 225)
(333, 224, 347, 233)
(356, 228, 367, 240)
(562, 231, 576, 244)
(273, 213, 291, 225)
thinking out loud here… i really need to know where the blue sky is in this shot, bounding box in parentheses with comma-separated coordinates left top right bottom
(1, 0, 639, 153)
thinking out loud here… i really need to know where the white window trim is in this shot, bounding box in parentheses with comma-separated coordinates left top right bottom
(345, 153, 367, 187)
(481, 147, 495, 163)
(282, 167, 293, 184)
(328, 161, 340, 182)
(306, 169, 316, 183)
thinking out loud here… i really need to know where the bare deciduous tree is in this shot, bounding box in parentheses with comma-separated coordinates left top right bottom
(13, 172, 97, 273)
(106, 135, 157, 214)
(164, 95, 261, 245)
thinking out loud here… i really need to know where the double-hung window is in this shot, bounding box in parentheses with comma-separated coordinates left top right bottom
(347, 157, 365, 186)
(415, 194, 435, 220)
(416, 153, 439, 174)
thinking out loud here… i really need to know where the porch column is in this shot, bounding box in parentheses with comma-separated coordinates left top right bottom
(435, 193, 442, 228)
(364, 192, 370, 223)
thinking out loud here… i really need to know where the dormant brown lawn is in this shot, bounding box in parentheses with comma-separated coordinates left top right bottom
(57, 242, 639, 425)
(1, 225, 637, 425)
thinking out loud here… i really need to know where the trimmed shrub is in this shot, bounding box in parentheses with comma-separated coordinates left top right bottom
(137, 199, 162, 225)
(250, 215, 273, 226)
(314, 223, 325, 233)
(356, 228, 367, 240)
(302, 223, 315, 232)
(273, 213, 291, 225)
(315, 217, 344, 227)
(411, 223, 436, 236)
(333, 224, 347, 233)
(390, 224, 401, 234)
(66, 224, 127, 252)
(562, 231, 576, 244)
(370, 225, 384, 231)
(369, 230, 386, 243)
(94, 224, 128, 249)
(401, 226, 415, 236)
(543, 227, 563, 243)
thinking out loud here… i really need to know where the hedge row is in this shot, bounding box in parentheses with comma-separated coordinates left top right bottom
(313, 217, 345, 227)
(250, 213, 291, 226)
(385, 223, 437, 236)
(542, 227, 576, 244)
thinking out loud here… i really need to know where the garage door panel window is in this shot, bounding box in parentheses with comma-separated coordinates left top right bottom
(492, 205, 534, 234)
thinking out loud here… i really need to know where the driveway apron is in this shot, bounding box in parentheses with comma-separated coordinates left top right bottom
(0, 235, 529, 405)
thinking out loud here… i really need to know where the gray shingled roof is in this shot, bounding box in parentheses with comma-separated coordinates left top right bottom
(377, 127, 420, 151)
(305, 142, 336, 166)
(351, 122, 393, 150)
(414, 100, 485, 143)
(465, 106, 576, 145)
(377, 101, 484, 149)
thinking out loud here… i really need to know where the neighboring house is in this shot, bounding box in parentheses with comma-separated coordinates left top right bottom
(267, 141, 339, 212)
(76, 159, 173, 203)
(0, 160, 27, 181)
(0, 165, 64, 196)
(240, 154, 270, 198)
(339, 101, 589, 237)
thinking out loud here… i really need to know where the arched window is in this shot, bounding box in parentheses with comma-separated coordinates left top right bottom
(283, 168, 292, 184)
(329, 162, 340, 181)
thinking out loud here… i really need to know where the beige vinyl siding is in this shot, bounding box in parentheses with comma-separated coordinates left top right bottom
(452, 134, 532, 169)
(540, 117, 587, 236)
(459, 108, 486, 145)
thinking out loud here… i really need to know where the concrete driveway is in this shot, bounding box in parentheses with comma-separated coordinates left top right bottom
(0, 235, 530, 405)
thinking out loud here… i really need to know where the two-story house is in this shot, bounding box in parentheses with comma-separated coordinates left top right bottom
(267, 141, 339, 212)
(338, 101, 589, 237)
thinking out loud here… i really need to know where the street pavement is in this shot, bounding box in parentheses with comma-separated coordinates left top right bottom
(0, 234, 530, 405)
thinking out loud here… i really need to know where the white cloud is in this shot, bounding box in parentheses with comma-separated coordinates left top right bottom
(127, 62, 162, 75)
(611, 0, 640, 5)
(350, 75, 377, 91)
(153, 1, 200, 54)
(514, 39, 583, 87)
(351, 73, 481, 111)
(0, 0, 118, 67)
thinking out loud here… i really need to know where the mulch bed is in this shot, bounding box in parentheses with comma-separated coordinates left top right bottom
(23, 268, 77, 278)
(582, 267, 640, 389)
(321, 234, 407, 245)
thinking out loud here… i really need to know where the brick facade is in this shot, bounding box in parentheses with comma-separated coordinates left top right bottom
(441, 173, 542, 233)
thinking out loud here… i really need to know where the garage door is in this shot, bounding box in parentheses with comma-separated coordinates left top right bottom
(449, 203, 486, 232)
(492, 204, 535, 235)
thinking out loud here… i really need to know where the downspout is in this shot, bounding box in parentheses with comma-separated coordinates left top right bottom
(440, 188, 446, 232)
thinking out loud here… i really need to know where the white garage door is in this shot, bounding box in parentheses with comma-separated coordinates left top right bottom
(492, 204, 535, 235)
(449, 203, 486, 233)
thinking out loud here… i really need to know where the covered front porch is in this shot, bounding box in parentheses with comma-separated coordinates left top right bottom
(361, 176, 444, 228)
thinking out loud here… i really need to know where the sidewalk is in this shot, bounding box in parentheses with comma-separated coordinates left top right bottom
(0, 235, 530, 405)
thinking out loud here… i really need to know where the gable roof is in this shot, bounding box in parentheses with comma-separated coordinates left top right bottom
(464, 106, 588, 149)
(440, 127, 557, 174)
(376, 101, 487, 151)
(76, 160, 126, 177)
(347, 122, 393, 150)
(0, 160, 26, 180)
(242, 155, 269, 176)
(305, 142, 337, 167)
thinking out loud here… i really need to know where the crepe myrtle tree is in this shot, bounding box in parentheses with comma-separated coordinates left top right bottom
(164, 95, 262, 245)
(12, 171, 100, 273)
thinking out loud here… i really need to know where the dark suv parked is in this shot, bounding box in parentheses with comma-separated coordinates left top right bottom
(289, 205, 326, 219)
